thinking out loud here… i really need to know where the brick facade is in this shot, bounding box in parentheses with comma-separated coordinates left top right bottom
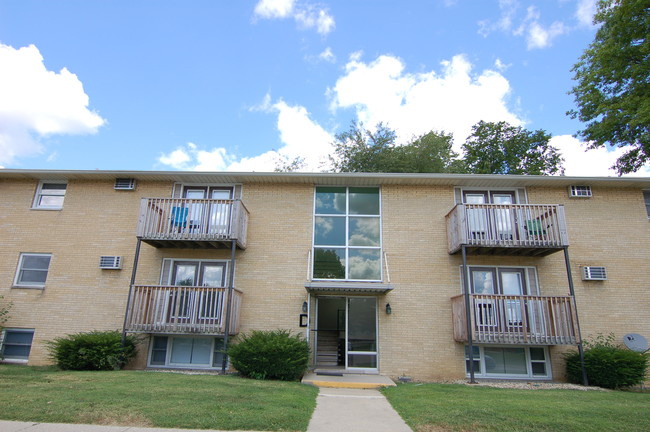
(1, 171, 648, 382)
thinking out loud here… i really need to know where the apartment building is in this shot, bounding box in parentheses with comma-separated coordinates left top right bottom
(1, 169, 649, 382)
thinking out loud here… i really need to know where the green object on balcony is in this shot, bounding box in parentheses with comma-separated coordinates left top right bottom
(526, 219, 546, 236)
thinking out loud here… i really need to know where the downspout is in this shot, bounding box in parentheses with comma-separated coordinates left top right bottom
(461, 245, 476, 383)
(563, 246, 589, 386)
(122, 238, 142, 345)
(221, 240, 237, 373)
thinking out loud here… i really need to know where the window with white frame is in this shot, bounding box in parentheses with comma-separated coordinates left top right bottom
(14, 253, 52, 288)
(465, 345, 550, 378)
(1, 329, 35, 362)
(33, 182, 67, 209)
(643, 191, 650, 218)
(569, 185, 592, 198)
(313, 187, 382, 281)
(149, 335, 225, 368)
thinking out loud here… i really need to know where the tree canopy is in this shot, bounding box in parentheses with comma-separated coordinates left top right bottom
(462, 121, 564, 175)
(330, 122, 462, 173)
(568, 0, 650, 174)
(327, 121, 563, 175)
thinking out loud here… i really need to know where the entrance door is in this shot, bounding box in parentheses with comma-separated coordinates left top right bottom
(315, 296, 378, 371)
(183, 187, 233, 234)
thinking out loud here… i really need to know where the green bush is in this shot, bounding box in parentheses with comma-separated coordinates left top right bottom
(565, 334, 649, 389)
(48, 330, 137, 371)
(228, 330, 310, 381)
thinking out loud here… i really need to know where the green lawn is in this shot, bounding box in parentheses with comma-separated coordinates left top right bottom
(0, 365, 318, 431)
(383, 382, 650, 432)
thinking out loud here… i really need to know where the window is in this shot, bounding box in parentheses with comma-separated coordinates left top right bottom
(313, 187, 382, 281)
(1, 329, 34, 362)
(14, 253, 52, 288)
(643, 191, 650, 218)
(465, 345, 550, 379)
(149, 336, 225, 368)
(569, 185, 592, 198)
(33, 182, 67, 209)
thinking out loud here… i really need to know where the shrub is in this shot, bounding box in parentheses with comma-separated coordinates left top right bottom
(228, 330, 310, 381)
(48, 330, 137, 371)
(565, 333, 649, 389)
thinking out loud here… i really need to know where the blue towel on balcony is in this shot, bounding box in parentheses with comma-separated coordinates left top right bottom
(171, 206, 189, 227)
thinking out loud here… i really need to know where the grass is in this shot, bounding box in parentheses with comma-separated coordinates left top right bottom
(0, 365, 318, 431)
(382, 382, 650, 432)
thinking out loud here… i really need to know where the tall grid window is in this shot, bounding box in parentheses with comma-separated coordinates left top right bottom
(313, 187, 381, 281)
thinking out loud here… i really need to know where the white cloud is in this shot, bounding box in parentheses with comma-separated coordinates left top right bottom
(254, 0, 296, 19)
(551, 135, 650, 177)
(158, 142, 234, 171)
(318, 47, 336, 63)
(253, 0, 335, 35)
(0, 44, 105, 166)
(526, 20, 567, 49)
(329, 53, 522, 151)
(575, 0, 597, 27)
(160, 97, 334, 172)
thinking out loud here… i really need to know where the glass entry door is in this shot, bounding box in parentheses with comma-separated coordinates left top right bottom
(346, 297, 378, 370)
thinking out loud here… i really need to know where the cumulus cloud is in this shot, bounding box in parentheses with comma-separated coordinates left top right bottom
(158, 142, 234, 171)
(329, 53, 522, 151)
(0, 44, 105, 166)
(479, 1, 582, 50)
(159, 97, 334, 172)
(253, 0, 335, 35)
(575, 0, 597, 27)
(551, 135, 650, 177)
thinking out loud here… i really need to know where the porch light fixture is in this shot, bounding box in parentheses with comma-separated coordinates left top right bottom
(302, 301, 308, 313)
(385, 303, 392, 315)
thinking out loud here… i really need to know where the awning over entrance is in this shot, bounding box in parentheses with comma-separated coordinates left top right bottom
(305, 281, 393, 294)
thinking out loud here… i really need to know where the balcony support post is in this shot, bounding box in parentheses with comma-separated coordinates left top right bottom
(564, 247, 588, 386)
(461, 246, 476, 384)
(122, 238, 142, 345)
(221, 240, 237, 373)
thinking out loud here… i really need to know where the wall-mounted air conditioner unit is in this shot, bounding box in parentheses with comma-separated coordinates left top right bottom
(581, 266, 607, 281)
(99, 256, 122, 270)
(114, 178, 136, 190)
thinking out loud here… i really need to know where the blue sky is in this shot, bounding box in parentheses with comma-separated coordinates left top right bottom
(0, 0, 646, 176)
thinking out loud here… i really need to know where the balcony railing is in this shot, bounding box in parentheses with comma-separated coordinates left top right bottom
(451, 294, 579, 345)
(137, 198, 249, 248)
(446, 204, 568, 255)
(124, 285, 242, 335)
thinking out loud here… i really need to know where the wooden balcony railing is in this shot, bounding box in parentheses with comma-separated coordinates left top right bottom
(124, 285, 242, 335)
(451, 294, 579, 345)
(446, 204, 568, 255)
(136, 198, 249, 249)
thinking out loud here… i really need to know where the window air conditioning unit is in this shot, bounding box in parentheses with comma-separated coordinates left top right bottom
(569, 185, 592, 198)
(99, 256, 122, 270)
(581, 266, 607, 281)
(114, 178, 136, 190)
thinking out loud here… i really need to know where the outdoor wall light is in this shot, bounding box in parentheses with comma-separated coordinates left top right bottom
(385, 303, 392, 315)
(302, 301, 308, 313)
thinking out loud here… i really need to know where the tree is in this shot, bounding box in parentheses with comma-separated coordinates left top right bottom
(330, 122, 462, 173)
(462, 121, 564, 175)
(568, 0, 650, 174)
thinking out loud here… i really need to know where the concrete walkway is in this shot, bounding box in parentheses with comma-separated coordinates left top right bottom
(307, 387, 412, 432)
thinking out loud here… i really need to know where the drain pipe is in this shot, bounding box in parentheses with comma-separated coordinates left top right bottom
(221, 240, 237, 373)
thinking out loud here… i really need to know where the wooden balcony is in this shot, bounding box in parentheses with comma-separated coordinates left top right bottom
(124, 285, 242, 335)
(451, 294, 579, 345)
(446, 204, 568, 256)
(137, 198, 249, 249)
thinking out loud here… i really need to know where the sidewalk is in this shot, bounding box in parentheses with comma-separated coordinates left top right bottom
(307, 387, 412, 432)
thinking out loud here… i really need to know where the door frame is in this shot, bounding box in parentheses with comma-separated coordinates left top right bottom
(314, 295, 379, 372)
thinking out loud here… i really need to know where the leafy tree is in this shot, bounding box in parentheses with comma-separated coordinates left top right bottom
(568, 0, 650, 174)
(274, 155, 306, 172)
(462, 121, 564, 175)
(330, 122, 462, 173)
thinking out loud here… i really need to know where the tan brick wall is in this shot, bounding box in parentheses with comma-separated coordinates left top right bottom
(2, 177, 648, 383)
